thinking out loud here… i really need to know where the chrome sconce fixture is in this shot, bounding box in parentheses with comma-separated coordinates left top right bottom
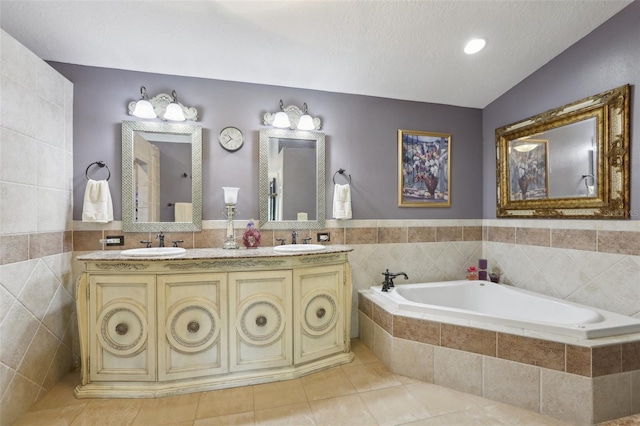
(128, 86, 199, 121)
(263, 100, 321, 130)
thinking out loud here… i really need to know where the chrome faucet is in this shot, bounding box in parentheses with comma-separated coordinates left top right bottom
(381, 269, 409, 292)
(291, 230, 298, 244)
(156, 232, 165, 247)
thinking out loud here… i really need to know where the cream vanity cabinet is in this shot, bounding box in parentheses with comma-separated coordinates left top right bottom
(75, 247, 353, 398)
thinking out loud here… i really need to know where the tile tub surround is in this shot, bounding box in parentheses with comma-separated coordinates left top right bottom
(358, 292, 640, 425)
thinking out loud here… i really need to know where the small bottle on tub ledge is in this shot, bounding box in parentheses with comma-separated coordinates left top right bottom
(466, 266, 478, 280)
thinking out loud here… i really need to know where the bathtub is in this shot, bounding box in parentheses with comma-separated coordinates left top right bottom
(371, 280, 640, 339)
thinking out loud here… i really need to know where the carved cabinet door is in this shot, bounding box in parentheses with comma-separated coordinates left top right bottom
(228, 270, 293, 372)
(157, 273, 228, 381)
(294, 264, 345, 364)
(88, 274, 156, 382)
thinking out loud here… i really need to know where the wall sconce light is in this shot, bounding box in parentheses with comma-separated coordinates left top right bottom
(263, 100, 322, 130)
(163, 90, 186, 121)
(128, 86, 199, 121)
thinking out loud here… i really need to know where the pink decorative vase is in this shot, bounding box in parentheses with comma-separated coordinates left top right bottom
(242, 221, 261, 248)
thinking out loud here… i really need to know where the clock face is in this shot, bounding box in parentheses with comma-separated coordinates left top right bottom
(219, 127, 244, 152)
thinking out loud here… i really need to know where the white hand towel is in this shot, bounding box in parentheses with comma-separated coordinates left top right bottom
(333, 184, 352, 220)
(82, 179, 114, 223)
(174, 202, 193, 222)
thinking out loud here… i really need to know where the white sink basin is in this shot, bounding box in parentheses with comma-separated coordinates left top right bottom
(121, 247, 186, 257)
(273, 244, 327, 253)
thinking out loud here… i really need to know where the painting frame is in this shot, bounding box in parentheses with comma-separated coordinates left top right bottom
(507, 138, 549, 201)
(398, 129, 451, 207)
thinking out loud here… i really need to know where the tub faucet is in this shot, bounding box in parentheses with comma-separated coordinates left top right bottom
(381, 269, 408, 292)
(156, 232, 165, 247)
(291, 230, 298, 244)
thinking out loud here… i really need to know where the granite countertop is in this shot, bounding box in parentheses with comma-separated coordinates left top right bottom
(77, 245, 353, 261)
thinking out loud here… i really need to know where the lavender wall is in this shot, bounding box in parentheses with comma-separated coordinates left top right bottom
(49, 63, 482, 222)
(482, 1, 639, 219)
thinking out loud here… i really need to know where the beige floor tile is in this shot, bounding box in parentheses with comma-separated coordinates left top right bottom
(194, 411, 254, 425)
(351, 339, 380, 365)
(133, 393, 200, 425)
(196, 386, 254, 419)
(13, 404, 87, 426)
(254, 402, 315, 425)
(342, 362, 402, 392)
(301, 367, 357, 401)
(70, 398, 144, 426)
(309, 394, 378, 426)
(253, 378, 307, 411)
(28, 373, 86, 412)
(359, 385, 432, 426)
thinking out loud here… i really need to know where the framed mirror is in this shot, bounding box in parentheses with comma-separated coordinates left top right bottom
(496, 85, 630, 219)
(259, 128, 325, 230)
(122, 120, 202, 232)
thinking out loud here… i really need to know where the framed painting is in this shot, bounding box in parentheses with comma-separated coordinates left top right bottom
(398, 129, 451, 207)
(507, 139, 548, 201)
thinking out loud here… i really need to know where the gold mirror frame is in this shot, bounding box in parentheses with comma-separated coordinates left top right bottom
(496, 85, 630, 219)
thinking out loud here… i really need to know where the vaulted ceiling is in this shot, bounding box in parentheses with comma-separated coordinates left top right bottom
(0, 1, 632, 108)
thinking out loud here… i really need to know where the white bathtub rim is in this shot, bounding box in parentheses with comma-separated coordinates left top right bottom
(361, 283, 640, 347)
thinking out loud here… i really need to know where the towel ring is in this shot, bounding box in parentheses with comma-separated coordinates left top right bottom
(85, 161, 111, 181)
(332, 168, 351, 184)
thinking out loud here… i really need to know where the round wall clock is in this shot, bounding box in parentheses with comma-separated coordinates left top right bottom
(219, 126, 244, 152)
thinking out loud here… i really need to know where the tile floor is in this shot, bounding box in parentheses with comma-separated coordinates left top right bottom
(11, 339, 593, 425)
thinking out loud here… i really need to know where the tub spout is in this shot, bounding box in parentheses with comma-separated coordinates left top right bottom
(381, 269, 409, 292)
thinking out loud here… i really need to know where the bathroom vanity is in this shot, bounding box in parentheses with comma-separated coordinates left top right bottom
(74, 246, 353, 398)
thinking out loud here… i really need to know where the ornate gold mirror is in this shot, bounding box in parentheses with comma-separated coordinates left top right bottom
(496, 85, 629, 219)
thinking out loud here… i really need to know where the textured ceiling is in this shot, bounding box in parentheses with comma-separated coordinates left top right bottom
(0, 0, 632, 108)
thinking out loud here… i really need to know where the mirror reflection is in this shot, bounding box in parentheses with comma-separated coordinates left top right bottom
(122, 121, 202, 232)
(508, 117, 597, 201)
(259, 128, 325, 230)
(496, 85, 630, 219)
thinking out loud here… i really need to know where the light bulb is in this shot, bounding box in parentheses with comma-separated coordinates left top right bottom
(273, 111, 291, 128)
(464, 38, 486, 55)
(297, 114, 314, 130)
(133, 99, 156, 119)
(163, 102, 186, 121)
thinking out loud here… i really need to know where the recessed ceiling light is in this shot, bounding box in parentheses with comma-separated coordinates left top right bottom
(464, 38, 486, 55)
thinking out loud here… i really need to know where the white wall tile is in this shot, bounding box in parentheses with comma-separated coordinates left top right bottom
(0, 75, 38, 138)
(36, 61, 65, 107)
(0, 302, 40, 369)
(17, 261, 61, 321)
(0, 284, 16, 323)
(483, 356, 540, 412)
(540, 368, 593, 425)
(36, 98, 64, 148)
(391, 337, 434, 383)
(0, 182, 38, 235)
(0, 29, 37, 90)
(37, 143, 65, 190)
(37, 188, 71, 232)
(0, 128, 38, 185)
(434, 347, 483, 396)
(592, 372, 632, 423)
